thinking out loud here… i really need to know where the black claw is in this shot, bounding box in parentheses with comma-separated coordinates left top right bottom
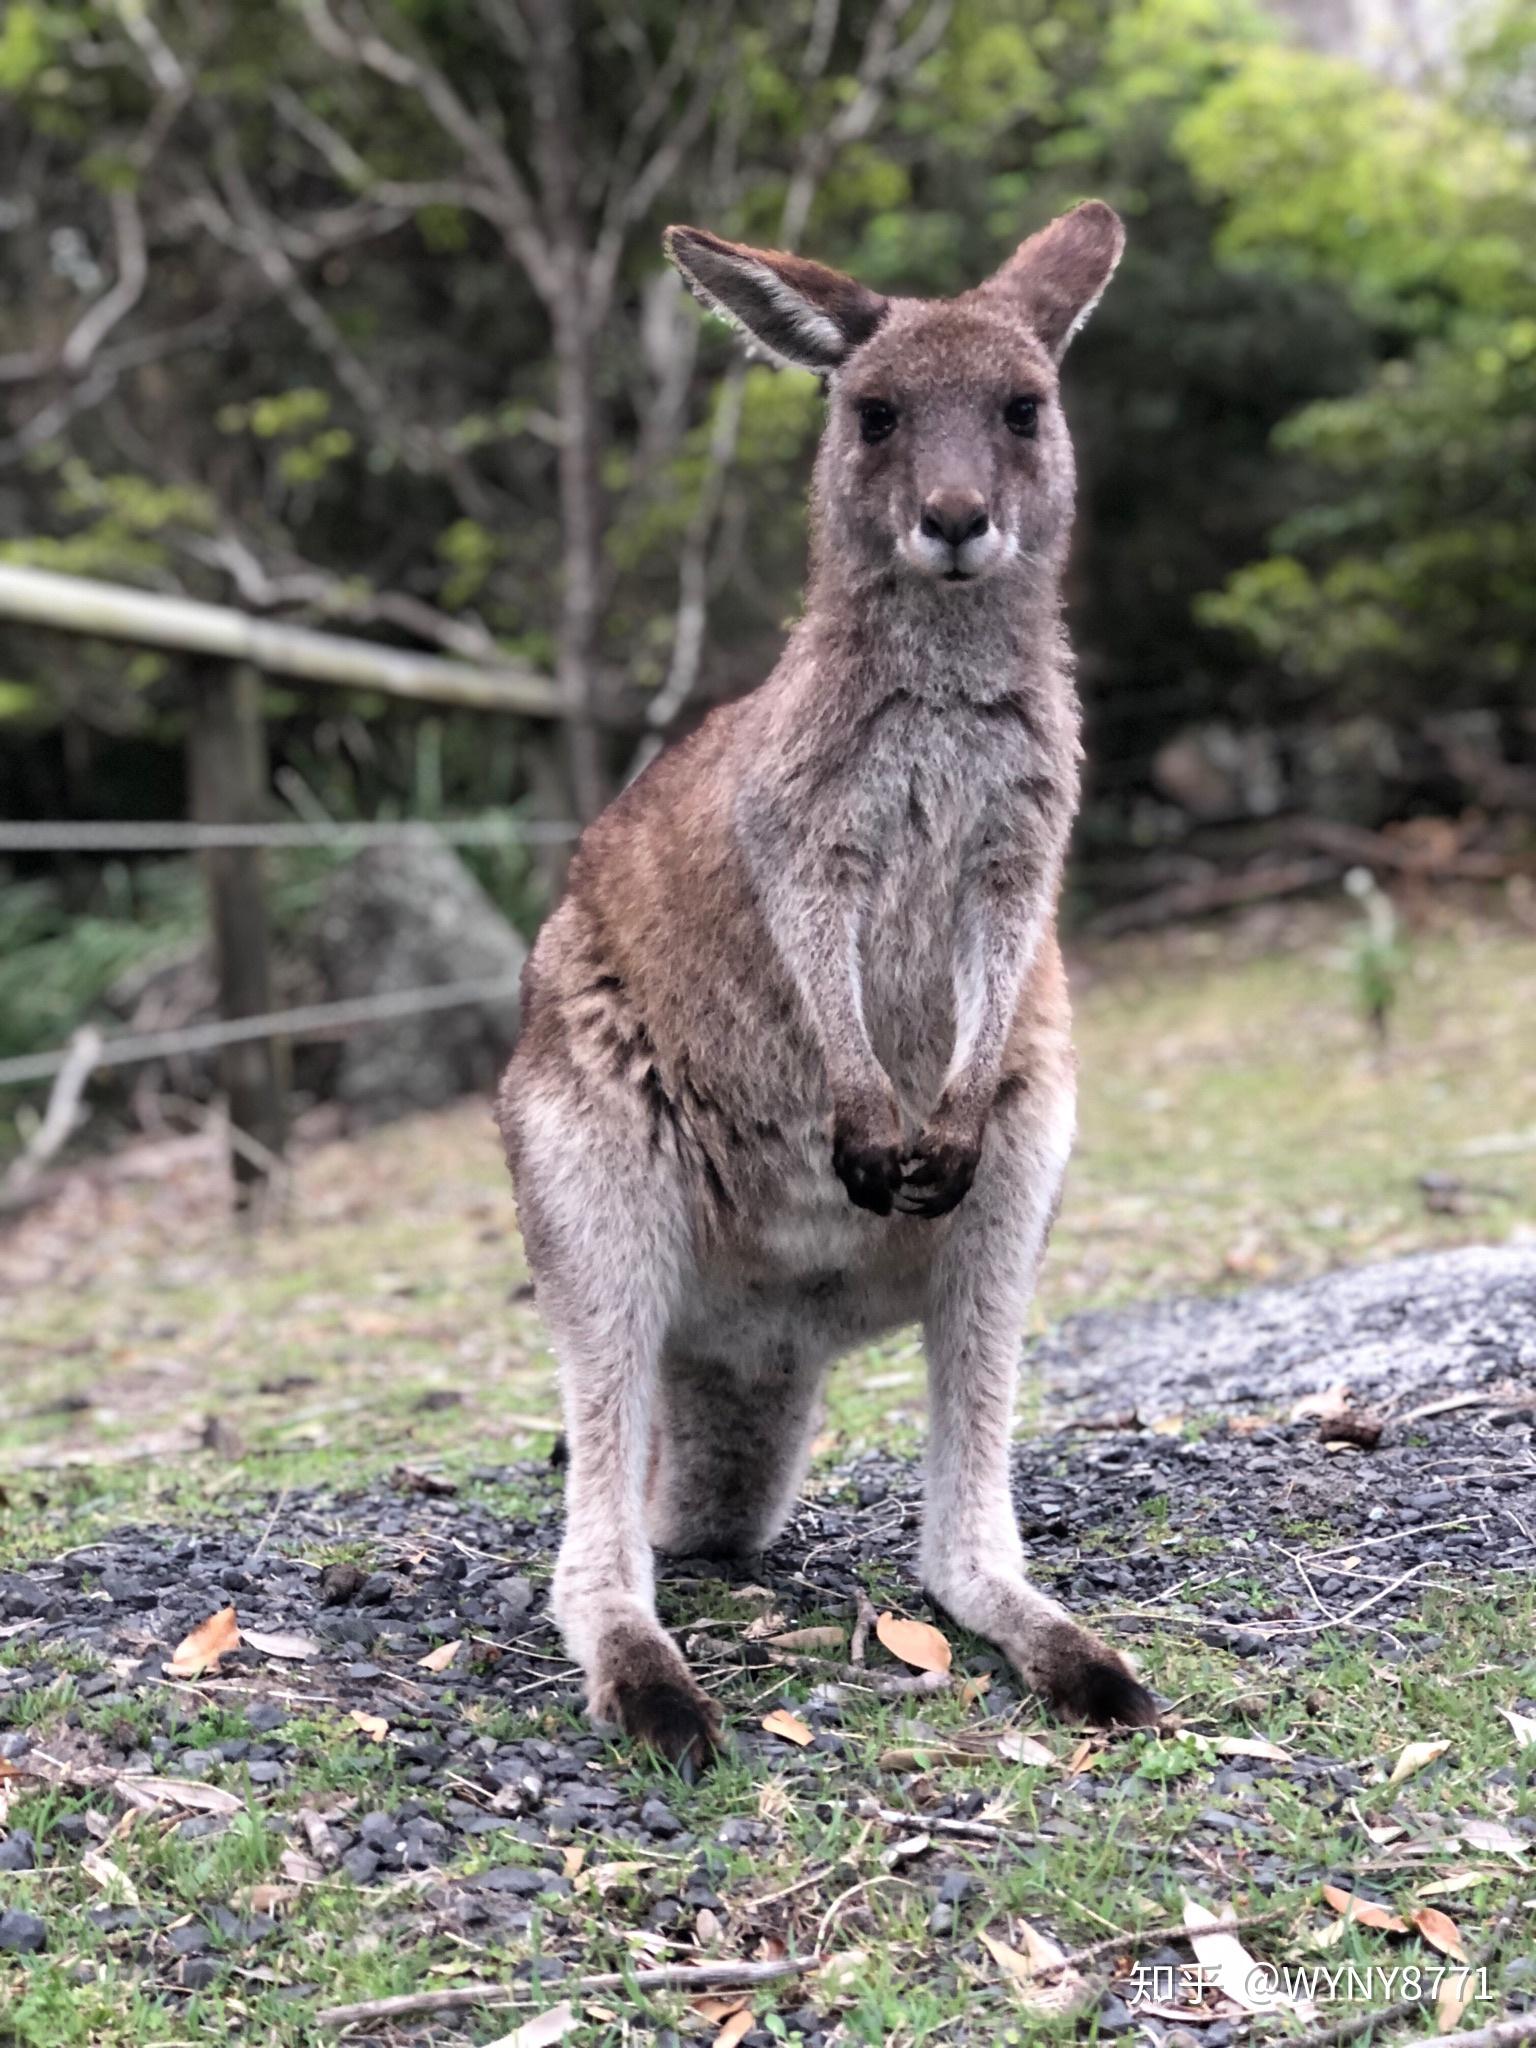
(614, 1677, 720, 1775)
(832, 1134, 902, 1215)
(1052, 1654, 1160, 1730)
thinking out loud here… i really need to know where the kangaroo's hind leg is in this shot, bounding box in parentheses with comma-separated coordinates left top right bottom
(647, 1331, 831, 1559)
(500, 1073, 719, 1776)
(921, 1050, 1158, 1729)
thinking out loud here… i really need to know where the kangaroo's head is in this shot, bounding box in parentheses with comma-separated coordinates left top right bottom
(665, 202, 1122, 593)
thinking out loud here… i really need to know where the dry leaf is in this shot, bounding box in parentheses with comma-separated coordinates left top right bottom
(715, 2013, 755, 2048)
(279, 1846, 324, 1884)
(1418, 1872, 1491, 1897)
(691, 1995, 745, 2023)
(1387, 1737, 1451, 1787)
(875, 1611, 952, 1673)
(818, 1950, 868, 1996)
(1291, 1384, 1351, 1421)
(580, 1861, 652, 1895)
(417, 1639, 462, 1673)
(979, 1922, 1091, 2015)
(242, 1627, 321, 1661)
(880, 1831, 931, 1868)
(743, 1610, 790, 1641)
(1364, 1824, 1407, 1846)
(483, 2003, 579, 2048)
(761, 1708, 814, 1747)
(560, 1845, 585, 1881)
(244, 1883, 300, 1915)
(81, 1849, 138, 1905)
(1184, 1898, 1304, 2015)
(1321, 1885, 1408, 1933)
(1437, 1969, 1477, 2031)
(348, 1711, 389, 1743)
(1499, 1707, 1536, 1751)
(1064, 1737, 1097, 1774)
(959, 1674, 992, 1707)
(114, 1774, 242, 1816)
(1411, 1907, 1468, 1961)
(998, 1731, 1056, 1767)
(1214, 1736, 1292, 1764)
(766, 1626, 845, 1652)
(165, 1604, 240, 1678)
(695, 1906, 723, 1945)
(1459, 1819, 1528, 1860)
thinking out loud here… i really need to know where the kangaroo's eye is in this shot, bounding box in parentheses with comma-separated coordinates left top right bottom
(856, 399, 898, 444)
(1004, 395, 1039, 439)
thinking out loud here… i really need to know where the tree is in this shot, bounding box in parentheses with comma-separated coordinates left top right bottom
(1178, 18, 1536, 798)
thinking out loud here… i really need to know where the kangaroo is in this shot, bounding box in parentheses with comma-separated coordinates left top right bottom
(497, 200, 1157, 1774)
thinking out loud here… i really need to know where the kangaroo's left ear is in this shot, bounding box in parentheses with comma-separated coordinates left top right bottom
(984, 200, 1125, 361)
(664, 225, 889, 371)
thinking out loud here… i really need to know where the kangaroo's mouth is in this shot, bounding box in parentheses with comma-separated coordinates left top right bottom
(942, 568, 976, 583)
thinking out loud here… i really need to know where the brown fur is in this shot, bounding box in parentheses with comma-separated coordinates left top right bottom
(498, 203, 1157, 1768)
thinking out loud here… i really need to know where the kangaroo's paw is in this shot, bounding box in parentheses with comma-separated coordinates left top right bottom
(1035, 1616, 1160, 1729)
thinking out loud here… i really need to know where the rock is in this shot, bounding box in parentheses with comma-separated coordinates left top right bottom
(490, 1576, 535, 1619)
(358, 1813, 399, 1851)
(0, 1829, 36, 1871)
(341, 1847, 380, 1885)
(312, 841, 526, 1124)
(0, 1909, 46, 1953)
(641, 1798, 682, 1838)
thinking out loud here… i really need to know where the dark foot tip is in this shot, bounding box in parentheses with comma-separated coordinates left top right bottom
(615, 1677, 720, 1776)
(1053, 1654, 1160, 1730)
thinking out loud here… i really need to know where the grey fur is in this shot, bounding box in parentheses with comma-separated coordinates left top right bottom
(497, 202, 1156, 1767)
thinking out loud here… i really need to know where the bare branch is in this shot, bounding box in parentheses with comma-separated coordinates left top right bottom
(110, 0, 189, 94)
(183, 528, 506, 664)
(298, 0, 558, 300)
(60, 187, 149, 374)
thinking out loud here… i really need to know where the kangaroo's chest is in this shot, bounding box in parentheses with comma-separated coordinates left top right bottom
(845, 695, 1043, 1089)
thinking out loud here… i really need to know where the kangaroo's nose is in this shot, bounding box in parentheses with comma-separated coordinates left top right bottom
(920, 488, 990, 549)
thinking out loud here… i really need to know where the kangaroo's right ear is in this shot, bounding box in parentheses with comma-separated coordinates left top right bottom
(664, 226, 888, 372)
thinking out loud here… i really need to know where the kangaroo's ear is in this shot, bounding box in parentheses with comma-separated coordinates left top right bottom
(664, 225, 888, 371)
(985, 200, 1125, 361)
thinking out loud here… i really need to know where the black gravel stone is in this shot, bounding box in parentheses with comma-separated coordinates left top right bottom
(0, 1909, 47, 1954)
(640, 1797, 682, 1838)
(0, 1829, 36, 1871)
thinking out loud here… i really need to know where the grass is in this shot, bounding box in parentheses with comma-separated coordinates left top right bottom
(1, 905, 1533, 2042)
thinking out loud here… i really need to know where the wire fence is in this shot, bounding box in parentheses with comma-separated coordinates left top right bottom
(0, 816, 580, 853)
(1, 810, 561, 1185)
(0, 976, 527, 1090)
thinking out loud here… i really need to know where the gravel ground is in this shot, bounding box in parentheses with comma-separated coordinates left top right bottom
(1, 1246, 1533, 2042)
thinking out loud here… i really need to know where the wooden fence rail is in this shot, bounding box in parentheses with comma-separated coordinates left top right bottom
(0, 566, 572, 1209)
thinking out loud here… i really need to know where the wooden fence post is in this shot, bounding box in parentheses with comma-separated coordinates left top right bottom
(186, 660, 287, 1206)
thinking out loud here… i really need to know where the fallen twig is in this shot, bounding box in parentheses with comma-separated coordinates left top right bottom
(1046, 1906, 1293, 1979)
(867, 1804, 1023, 1846)
(317, 1954, 820, 2028)
(850, 1587, 879, 1665)
(768, 1651, 950, 1697)
(1397, 2019, 1536, 2048)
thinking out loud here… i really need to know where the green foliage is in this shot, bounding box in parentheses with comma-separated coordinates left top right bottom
(1182, 17, 1536, 726)
(0, 864, 202, 1071)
